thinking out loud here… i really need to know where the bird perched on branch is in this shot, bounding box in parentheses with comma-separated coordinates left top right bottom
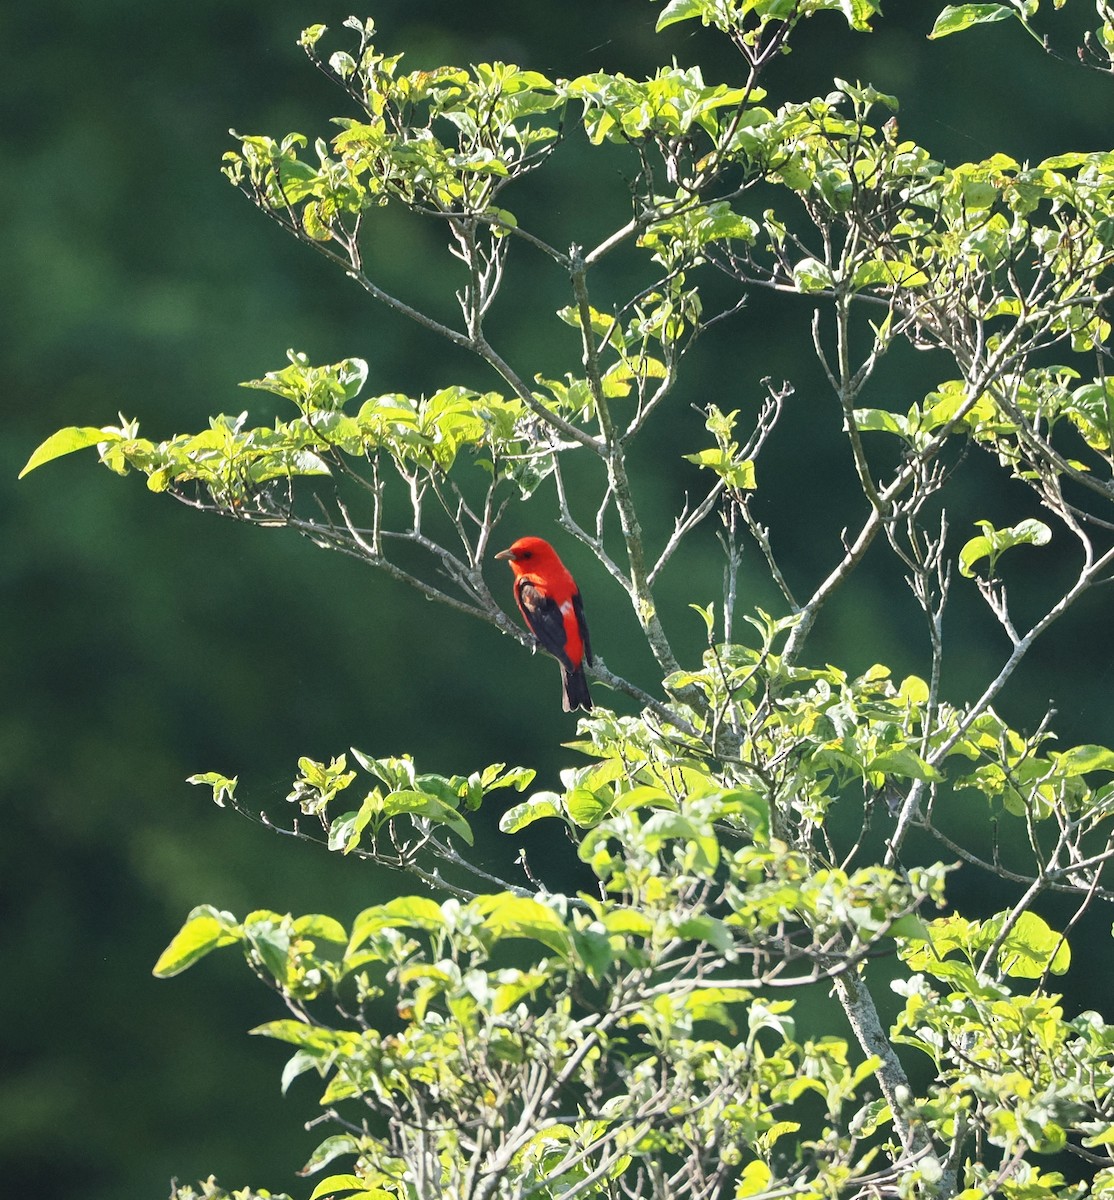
(495, 536, 593, 712)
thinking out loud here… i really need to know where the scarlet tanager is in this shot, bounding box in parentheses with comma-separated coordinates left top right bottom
(495, 536, 593, 712)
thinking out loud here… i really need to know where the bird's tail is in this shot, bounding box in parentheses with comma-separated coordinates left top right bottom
(561, 664, 593, 712)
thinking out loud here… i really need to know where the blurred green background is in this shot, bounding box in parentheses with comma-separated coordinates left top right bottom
(5, 2, 1114, 1196)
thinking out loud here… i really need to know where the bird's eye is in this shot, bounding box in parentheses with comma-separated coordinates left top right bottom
(520, 550, 532, 559)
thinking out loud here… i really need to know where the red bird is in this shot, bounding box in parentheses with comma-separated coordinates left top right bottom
(495, 536, 593, 712)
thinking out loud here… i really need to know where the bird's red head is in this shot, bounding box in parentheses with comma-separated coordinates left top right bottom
(494, 536, 559, 569)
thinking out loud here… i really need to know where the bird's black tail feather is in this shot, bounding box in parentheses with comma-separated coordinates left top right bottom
(561, 665, 593, 712)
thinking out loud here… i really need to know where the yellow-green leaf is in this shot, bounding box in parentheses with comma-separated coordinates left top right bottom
(152, 905, 239, 977)
(19, 427, 123, 479)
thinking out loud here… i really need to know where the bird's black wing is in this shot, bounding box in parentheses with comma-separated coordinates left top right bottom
(572, 589, 592, 666)
(515, 578, 575, 669)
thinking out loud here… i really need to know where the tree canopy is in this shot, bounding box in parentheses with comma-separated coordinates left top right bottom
(17, 2, 1114, 1198)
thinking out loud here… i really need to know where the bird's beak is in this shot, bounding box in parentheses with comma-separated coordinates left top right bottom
(494, 548, 515, 561)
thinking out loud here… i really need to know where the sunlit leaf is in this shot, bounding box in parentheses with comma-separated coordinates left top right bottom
(929, 4, 1017, 40)
(985, 910, 1071, 978)
(187, 771, 239, 808)
(307, 1174, 367, 1200)
(18, 426, 124, 478)
(476, 893, 571, 956)
(153, 905, 240, 977)
(959, 518, 1051, 578)
(500, 792, 563, 833)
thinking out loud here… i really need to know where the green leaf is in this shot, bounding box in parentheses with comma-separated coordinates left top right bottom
(348, 896, 447, 953)
(748, 998, 796, 1039)
(571, 925, 614, 980)
(298, 24, 328, 49)
(153, 905, 239, 977)
(1057, 745, 1114, 776)
(252, 1018, 345, 1049)
(476, 893, 571, 956)
(301, 1134, 363, 1176)
(717, 788, 770, 840)
(567, 787, 613, 827)
(853, 408, 908, 436)
(958, 518, 1051, 578)
(1067, 381, 1114, 451)
(837, 0, 882, 33)
(689, 602, 716, 639)
(500, 791, 563, 833)
(381, 788, 474, 845)
(19, 426, 123, 478)
(736, 1161, 773, 1198)
(899, 675, 930, 705)
(281, 1048, 324, 1095)
(293, 913, 349, 944)
(792, 257, 835, 293)
(867, 747, 941, 783)
(655, 0, 705, 31)
(479, 763, 536, 794)
(186, 771, 238, 808)
(851, 258, 930, 290)
(308, 1175, 367, 1200)
(929, 4, 1016, 40)
(888, 913, 931, 940)
(641, 811, 719, 872)
(985, 910, 1071, 978)
(243, 911, 293, 982)
(682, 447, 756, 489)
(677, 915, 732, 952)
